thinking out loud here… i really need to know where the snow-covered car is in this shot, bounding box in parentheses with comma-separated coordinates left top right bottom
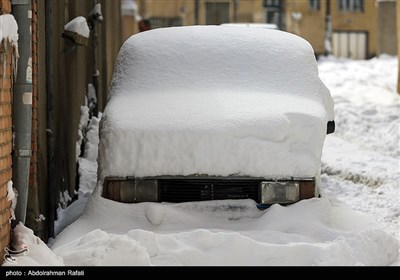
(98, 26, 335, 207)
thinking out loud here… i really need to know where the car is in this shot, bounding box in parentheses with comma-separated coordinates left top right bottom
(98, 25, 335, 207)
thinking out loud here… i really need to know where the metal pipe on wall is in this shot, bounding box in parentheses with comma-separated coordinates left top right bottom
(11, 0, 33, 225)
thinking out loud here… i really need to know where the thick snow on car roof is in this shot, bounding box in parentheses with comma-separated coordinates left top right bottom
(99, 26, 334, 180)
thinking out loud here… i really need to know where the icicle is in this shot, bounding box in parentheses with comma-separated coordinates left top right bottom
(1, 41, 6, 81)
(11, 39, 19, 80)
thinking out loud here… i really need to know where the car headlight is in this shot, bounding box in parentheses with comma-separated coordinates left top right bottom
(103, 177, 159, 203)
(261, 180, 315, 204)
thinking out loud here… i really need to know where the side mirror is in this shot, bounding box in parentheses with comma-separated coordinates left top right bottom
(327, 121, 335, 134)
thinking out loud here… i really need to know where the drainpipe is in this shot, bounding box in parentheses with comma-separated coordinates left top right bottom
(45, 0, 55, 238)
(11, 0, 32, 225)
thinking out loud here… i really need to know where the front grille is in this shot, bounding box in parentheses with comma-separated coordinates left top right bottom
(159, 179, 261, 203)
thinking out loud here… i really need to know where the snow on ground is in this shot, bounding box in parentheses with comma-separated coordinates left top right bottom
(3, 56, 399, 266)
(50, 197, 398, 266)
(3, 224, 64, 266)
(76, 106, 89, 162)
(318, 55, 400, 242)
(54, 113, 101, 236)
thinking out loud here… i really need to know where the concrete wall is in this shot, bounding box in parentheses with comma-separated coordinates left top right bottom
(0, 0, 13, 263)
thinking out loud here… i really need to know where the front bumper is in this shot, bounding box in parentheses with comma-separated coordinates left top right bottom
(102, 176, 316, 206)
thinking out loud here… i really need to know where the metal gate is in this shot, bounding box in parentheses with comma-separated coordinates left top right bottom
(332, 31, 368, 60)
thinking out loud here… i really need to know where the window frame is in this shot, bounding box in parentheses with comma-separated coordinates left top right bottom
(263, 0, 281, 8)
(309, 0, 320, 11)
(338, 0, 364, 13)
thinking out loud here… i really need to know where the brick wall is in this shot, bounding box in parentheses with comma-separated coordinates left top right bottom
(26, 0, 43, 237)
(0, 0, 14, 263)
(0, 0, 11, 14)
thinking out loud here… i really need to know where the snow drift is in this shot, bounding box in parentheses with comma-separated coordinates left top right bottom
(48, 196, 398, 266)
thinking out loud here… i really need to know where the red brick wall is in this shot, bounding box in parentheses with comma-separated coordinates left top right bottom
(0, 0, 14, 263)
(0, 0, 11, 14)
(26, 0, 41, 236)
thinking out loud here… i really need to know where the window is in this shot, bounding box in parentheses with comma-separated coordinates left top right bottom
(309, 0, 320, 11)
(338, 0, 364, 12)
(148, 17, 182, 29)
(263, 0, 281, 8)
(264, 0, 283, 29)
(332, 31, 367, 59)
(206, 2, 230, 25)
(266, 11, 280, 25)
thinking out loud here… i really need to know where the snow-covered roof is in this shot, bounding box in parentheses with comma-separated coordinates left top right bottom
(99, 26, 334, 180)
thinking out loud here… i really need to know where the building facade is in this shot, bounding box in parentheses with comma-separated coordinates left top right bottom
(123, 0, 394, 60)
(122, 0, 273, 41)
(376, 0, 397, 56)
(285, 0, 378, 58)
(284, 0, 328, 55)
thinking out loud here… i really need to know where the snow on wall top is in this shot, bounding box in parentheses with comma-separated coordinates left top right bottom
(0, 14, 18, 49)
(98, 26, 334, 179)
(64, 16, 90, 38)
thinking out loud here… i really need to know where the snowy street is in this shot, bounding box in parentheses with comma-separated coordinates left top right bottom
(3, 56, 400, 266)
(319, 55, 399, 242)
